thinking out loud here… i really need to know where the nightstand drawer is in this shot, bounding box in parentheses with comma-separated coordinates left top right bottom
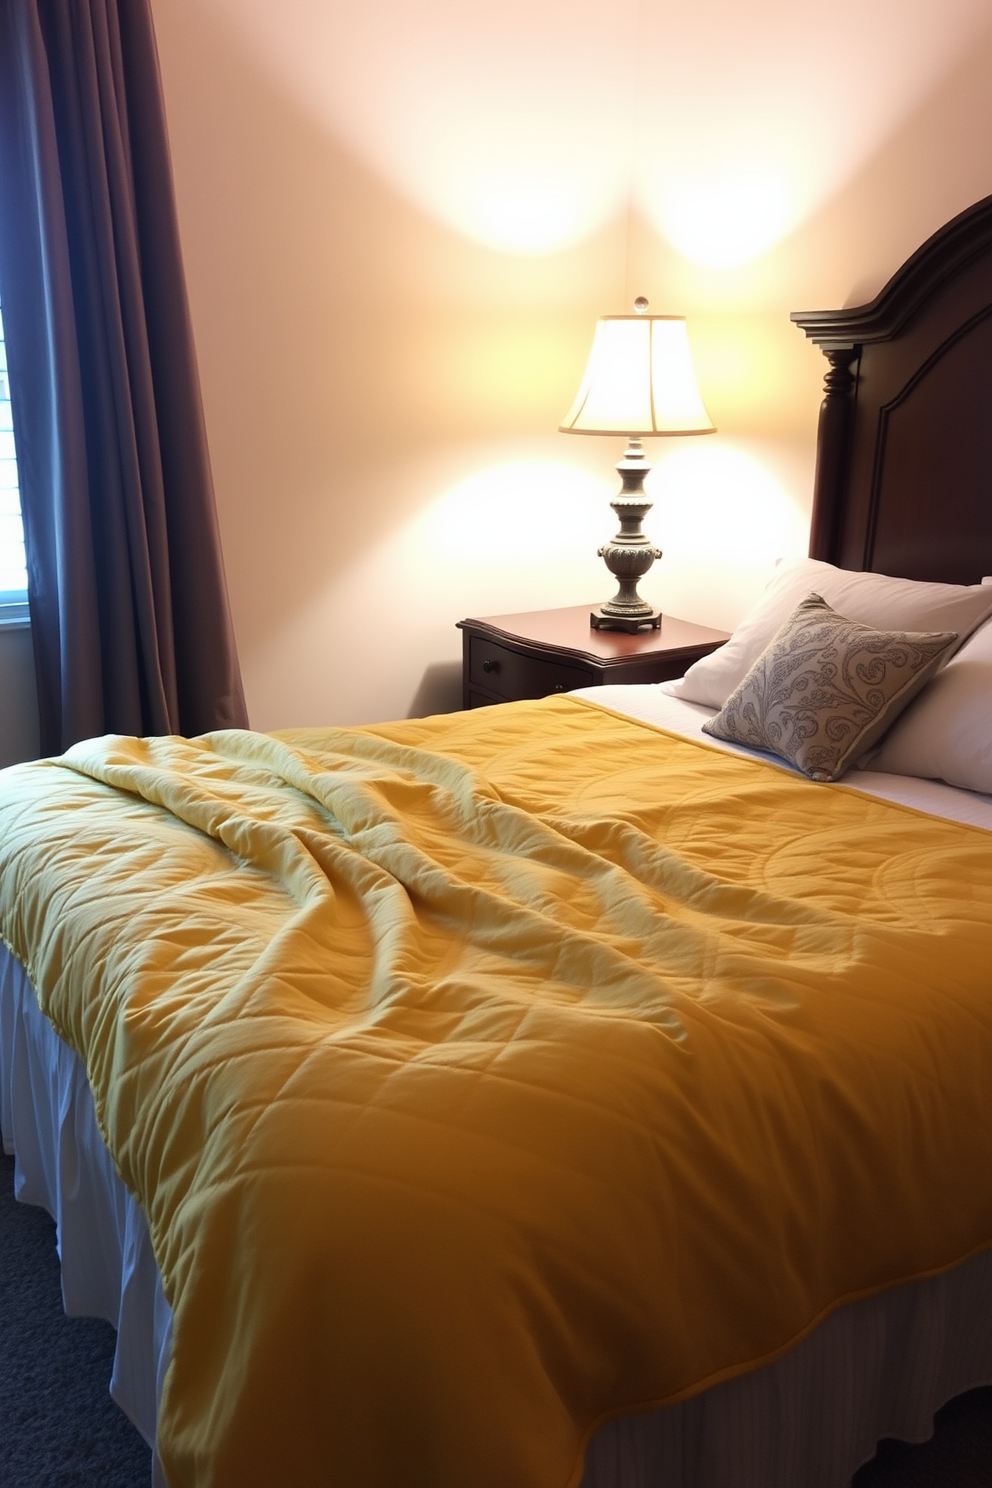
(468, 636, 593, 701)
(458, 607, 730, 710)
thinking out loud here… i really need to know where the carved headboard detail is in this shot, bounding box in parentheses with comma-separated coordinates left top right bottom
(792, 195, 992, 584)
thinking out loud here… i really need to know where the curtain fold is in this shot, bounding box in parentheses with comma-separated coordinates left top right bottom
(0, 0, 248, 754)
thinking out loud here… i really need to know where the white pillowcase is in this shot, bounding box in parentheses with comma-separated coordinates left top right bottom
(866, 617, 992, 795)
(672, 558, 992, 710)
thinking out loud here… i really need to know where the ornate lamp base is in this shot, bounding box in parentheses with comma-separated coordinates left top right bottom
(590, 439, 663, 632)
(590, 603, 662, 633)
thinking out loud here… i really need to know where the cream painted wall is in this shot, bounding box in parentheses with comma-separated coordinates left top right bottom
(142, 1, 992, 729)
(0, 625, 39, 767)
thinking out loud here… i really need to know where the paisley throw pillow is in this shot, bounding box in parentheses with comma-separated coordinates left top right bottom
(701, 594, 958, 782)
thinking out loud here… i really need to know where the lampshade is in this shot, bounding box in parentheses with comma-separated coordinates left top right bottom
(559, 313, 714, 436)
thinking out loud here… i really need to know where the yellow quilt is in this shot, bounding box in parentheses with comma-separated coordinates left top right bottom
(1, 695, 991, 1488)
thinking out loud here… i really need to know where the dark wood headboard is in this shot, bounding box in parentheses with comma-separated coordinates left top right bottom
(791, 196, 992, 585)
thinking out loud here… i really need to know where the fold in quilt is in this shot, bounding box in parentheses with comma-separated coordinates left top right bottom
(0, 694, 991, 1488)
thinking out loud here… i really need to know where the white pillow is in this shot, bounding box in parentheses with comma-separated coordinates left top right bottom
(674, 558, 992, 709)
(866, 617, 992, 795)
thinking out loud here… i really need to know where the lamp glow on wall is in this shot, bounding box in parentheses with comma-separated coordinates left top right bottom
(560, 299, 715, 631)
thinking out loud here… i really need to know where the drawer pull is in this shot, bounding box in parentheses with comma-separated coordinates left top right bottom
(482, 658, 500, 674)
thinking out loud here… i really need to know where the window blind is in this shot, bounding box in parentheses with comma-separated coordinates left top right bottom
(0, 298, 28, 621)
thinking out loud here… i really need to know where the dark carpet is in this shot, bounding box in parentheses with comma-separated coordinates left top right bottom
(0, 1149, 989, 1487)
(0, 1149, 151, 1488)
(853, 1384, 991, 1487)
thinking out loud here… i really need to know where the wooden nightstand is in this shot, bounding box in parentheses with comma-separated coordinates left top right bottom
(457, 605, 730, 710)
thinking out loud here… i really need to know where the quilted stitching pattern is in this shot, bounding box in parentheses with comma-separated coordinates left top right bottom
(0, 696, 990, 1488)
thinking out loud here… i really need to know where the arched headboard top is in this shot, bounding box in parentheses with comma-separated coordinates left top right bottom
(790, 196, 992, 584)
(793, 195, 992, 350)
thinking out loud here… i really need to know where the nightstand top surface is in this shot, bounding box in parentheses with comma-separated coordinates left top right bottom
(458, 605, 730, 665)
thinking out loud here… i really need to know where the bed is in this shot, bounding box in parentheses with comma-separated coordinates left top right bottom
(1, 196, 991, 1488)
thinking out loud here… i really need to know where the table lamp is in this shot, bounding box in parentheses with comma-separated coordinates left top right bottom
(560, 298, 715, 631)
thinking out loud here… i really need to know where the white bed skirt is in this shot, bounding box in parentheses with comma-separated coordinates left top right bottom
(2, 944, 990, 1488)
(0, 946, 172, 1486)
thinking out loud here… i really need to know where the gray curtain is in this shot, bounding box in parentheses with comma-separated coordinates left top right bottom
(0, 0, 248, 754)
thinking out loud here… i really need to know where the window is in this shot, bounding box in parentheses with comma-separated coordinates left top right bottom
(0, 297, 29, 624)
